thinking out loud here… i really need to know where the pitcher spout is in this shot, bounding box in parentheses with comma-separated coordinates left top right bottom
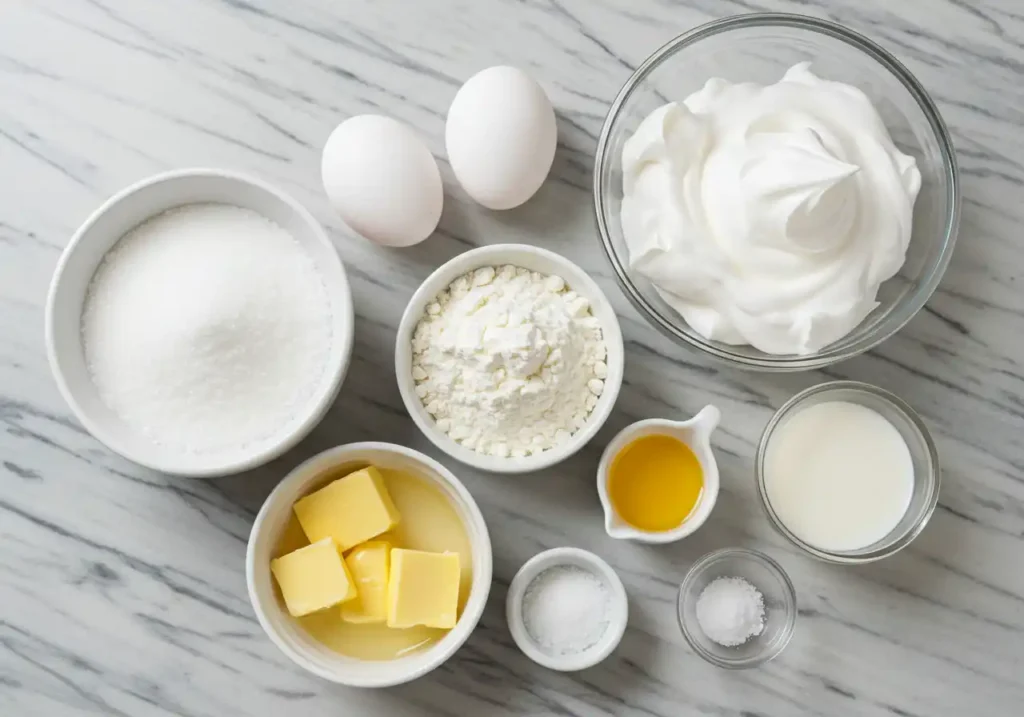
(690, 404, 721, 442)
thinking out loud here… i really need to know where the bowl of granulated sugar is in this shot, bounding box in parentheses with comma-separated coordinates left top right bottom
(46, 168, 354, 477)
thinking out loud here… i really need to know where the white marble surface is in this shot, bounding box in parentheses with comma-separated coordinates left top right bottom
(2, 0, 1023, 715)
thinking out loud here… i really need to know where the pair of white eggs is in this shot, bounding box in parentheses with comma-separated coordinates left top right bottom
(321, 66, 557, 247)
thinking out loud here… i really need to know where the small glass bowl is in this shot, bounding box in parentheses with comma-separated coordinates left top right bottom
(756, 381, 940, 563)
(677, 548, 796, 669)
(593, 13, 960, 371)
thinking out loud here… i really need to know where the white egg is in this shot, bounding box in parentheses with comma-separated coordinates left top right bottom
(321, 115, 443, 247)
(445, 66, 557, 210)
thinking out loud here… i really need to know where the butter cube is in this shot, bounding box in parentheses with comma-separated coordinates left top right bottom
(270, 538, 356, 617)
(341, 541, 391, 624)
(387, 549, 461, 629)
(293, 466, 400, 551)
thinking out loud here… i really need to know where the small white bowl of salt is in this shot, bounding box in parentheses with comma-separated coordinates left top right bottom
(506, 547, 628, 672)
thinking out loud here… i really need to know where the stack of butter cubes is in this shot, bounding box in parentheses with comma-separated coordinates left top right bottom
(270, 466, 461, 630)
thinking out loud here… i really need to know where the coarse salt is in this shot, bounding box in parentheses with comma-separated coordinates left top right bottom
(695, 576, 766, 647)
(81, 203, 332, 455)
(521, 565, 611, 656)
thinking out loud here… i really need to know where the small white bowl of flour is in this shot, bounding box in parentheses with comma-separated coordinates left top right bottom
(46, 169, 354, 477)
(395, 244, 624, 474)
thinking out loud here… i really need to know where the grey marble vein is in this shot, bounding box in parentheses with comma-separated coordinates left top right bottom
(2, 0, 1024, 715)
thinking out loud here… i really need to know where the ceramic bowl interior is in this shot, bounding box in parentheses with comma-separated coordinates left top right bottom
(45, 168, 354, 477)
(756, 381, 940, 563)
(677, 548, 796, 669)
(594, 13, 960, 371)
(395, 243, 624, 474)
(246, 442, 493, 688)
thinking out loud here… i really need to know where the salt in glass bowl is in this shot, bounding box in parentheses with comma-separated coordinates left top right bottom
(756, 381, 940, 564)
(593, 13, 960, 371)
(677, 547, 796, 669)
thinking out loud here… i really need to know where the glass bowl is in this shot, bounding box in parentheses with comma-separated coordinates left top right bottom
(593, 13, 960, 371)
(756, 381, 940, 563)
(677, 548, 796, 669)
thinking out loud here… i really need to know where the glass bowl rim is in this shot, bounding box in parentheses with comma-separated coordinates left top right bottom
(755, 380, 941, 563)
(593, 12, 961, 372)
(676, 547, 797, 669)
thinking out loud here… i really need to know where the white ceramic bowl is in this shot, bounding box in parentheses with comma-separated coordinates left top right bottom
(506, 547, 628, 671)
(246, 442, 493, 687)
(45, 168, 354, 477)
(395, 244, 625, 473)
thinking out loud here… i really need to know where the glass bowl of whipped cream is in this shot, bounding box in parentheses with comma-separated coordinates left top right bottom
(594, 13, 960, 370)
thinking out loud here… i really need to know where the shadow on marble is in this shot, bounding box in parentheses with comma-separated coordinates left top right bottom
(858, 505, 971, 593)
(407, 187, 481, 263)
(482, 120, 595, 245)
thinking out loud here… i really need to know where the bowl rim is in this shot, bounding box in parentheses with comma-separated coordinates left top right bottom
(676, 547, 797, 669)
(755, 380, 941, 563)
(593, 12, 961, 372)
(245, 441, 493, 687)
(505, 546, 629, 671)
(394, 243, 625, 474)
(44, 167, 355, 477)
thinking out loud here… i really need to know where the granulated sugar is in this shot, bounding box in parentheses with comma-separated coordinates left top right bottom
(81, 203, 332, 454)
(521, 565, 611, 656)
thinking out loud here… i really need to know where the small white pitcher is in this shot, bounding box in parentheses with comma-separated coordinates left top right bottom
(597, 405, 721, 543)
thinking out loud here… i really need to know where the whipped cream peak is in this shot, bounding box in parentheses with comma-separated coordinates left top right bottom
(621, 63, 921, 355)
(741, 125, 862, 253)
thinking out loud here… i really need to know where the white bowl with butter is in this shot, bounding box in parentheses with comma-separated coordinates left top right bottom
(246, 442, 492, 687)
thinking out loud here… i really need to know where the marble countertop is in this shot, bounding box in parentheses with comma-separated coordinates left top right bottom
(3, 0, 1023, 715)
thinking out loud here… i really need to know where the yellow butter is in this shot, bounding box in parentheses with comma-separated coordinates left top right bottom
(293, 466, 400, 551)
(340, 541, 391, 624)
(386, 548, 460, 629)
(270, 538, 356, 617)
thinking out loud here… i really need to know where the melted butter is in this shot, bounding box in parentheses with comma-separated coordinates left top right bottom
(272, 466, 473, 661)
(608, 434, 703, 532)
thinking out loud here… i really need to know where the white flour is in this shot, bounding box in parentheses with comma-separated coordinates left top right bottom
(411, 265, 607, 457)
(81, 204, 332, 454)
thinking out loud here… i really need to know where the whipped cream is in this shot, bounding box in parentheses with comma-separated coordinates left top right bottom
(621, 63, 921, 355)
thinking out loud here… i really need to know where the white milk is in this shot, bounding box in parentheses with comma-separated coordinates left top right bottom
(764, 401, 914, 552)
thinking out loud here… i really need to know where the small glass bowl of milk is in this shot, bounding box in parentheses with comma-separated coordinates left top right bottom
(756, 381, 940, 563)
